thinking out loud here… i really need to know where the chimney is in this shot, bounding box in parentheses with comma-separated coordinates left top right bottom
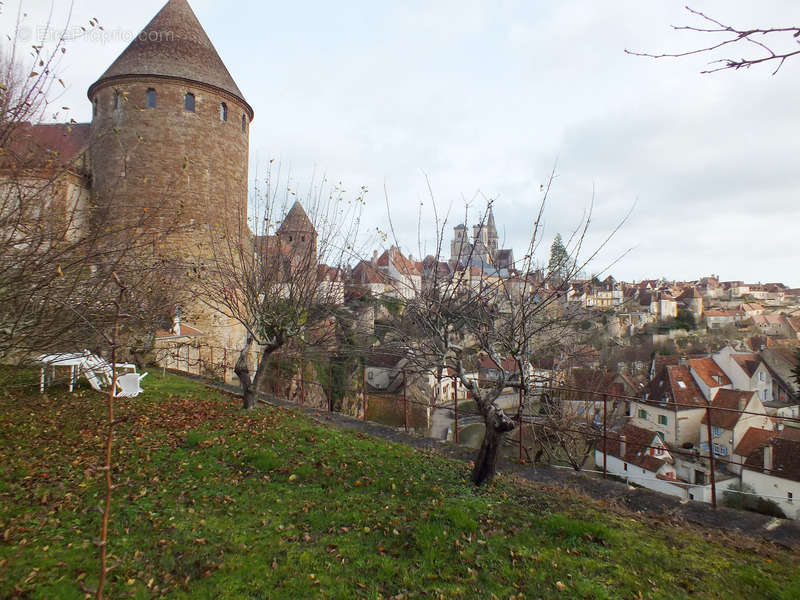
(738, 396, 747, 412)
(619, 435, 627, 457)
(764, 445, 773, 472)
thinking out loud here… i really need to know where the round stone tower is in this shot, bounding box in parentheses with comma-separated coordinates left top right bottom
(87, 0, 253, 257)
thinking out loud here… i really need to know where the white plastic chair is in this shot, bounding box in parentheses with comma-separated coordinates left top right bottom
(114, 372, 148, 398)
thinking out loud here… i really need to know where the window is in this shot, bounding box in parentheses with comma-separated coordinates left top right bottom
(92, 98, 98, 117)
(711, 426, 722, 439)
(146, 88, 156, 108)
(759, 371, 765, 381)
(185, 92, 195, 112)
(658, 415, 668, 426)
(638, 409, 648, 420)
(220, 102, 228, 121)
(241, 113, 247, 132)
(114, 91, 121, 110)
(623, 463, 628, 472)
(789, 492, 794, 503)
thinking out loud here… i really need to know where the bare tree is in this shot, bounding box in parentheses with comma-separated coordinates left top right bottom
(388, 172, 628, 484)
(0, 9, 187, 369)
(194, 165, 365, 409)
(627, 6, 800, 75)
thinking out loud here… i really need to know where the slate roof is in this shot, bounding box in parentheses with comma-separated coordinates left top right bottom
(88, 0, 252, 116)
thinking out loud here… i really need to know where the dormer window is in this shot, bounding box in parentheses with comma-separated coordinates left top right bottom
(220, 102, 228, 121)
(185, 92, 195, 112)
(146, 88, 156, 108)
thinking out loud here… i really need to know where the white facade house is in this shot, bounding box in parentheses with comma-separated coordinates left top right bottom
(740, 437, 800, 520)
(698, 390, 773, 473)
(712, 346, 773, 403)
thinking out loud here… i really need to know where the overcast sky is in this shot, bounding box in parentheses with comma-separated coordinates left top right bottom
(4, 1, 799, 286)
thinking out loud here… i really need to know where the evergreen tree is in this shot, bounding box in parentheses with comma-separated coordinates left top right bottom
(547, 233, 569, 282)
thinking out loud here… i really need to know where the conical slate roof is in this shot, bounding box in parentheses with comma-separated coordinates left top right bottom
(278, 201, 315, 233)
(88, 0, 252, 116)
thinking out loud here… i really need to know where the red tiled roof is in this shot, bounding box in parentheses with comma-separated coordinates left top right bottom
(352, 260, 386, 285)
(376, 247, 420, 276)
(731, 353, 760, 377)
(478, 356, 517, 372)
(2, 122, 91, 171)
(700, 389, 755, 429)
(744, 436, 800, 483)
(733, 427, 776, 458)
(648, 365, 706, 410)
(705, 310, 736, 317)
(688, 357, 731, 388)
(598, 424, 669, 472)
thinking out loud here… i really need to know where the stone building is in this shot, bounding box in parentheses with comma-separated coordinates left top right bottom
(449, 207, 514, 269)
(8, 0, 255, 347)
(87, 0, 253, 254)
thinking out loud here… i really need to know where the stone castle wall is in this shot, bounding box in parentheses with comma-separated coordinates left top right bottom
(89, 77, 250, 258)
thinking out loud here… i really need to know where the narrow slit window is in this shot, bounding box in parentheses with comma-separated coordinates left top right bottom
(185, 92, 195, 112)
(114, 91, 121, 110)
(92, 98, 98, 117)
(146, 88, 157, 108)
(241, 113, 247, 132)
(220, 102, 228, 122)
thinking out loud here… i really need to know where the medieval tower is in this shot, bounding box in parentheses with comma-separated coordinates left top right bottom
(87, 0, 253, 255)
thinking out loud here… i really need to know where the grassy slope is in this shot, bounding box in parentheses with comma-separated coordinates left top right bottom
(1, 371, 799, 599)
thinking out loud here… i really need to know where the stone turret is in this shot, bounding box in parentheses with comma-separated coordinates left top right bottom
(87, 0, 253, 256)
(277, 201, 317, 258)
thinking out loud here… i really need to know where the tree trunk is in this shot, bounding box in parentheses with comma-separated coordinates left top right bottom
(234, 338, 256, 410)
(472, 406, 516, 485)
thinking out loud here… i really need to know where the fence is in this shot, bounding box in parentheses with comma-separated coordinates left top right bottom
(149, 339, 800, 511)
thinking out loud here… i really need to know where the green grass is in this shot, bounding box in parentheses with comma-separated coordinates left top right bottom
(1, 370, 799, 599)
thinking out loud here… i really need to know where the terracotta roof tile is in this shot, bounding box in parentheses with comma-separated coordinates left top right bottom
(598, 424, 669, 472)
(733, 427, 776, 458)
(732, 353, 760, 378)
(744, 437, 800, 483)
(700, 389, 754, 429)
(2, 123, 90, 171)
(688, 357, 731, 388)
(648, 365, 706, 410)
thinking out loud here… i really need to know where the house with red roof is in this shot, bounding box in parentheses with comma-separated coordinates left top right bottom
(630, 364, 707, 446)
(741, 431, 800, 519)
(712, 345, 773, 403)
(595, 424, 689, 498)
(699, 389, 772, 472)
(688, 357, 732, 402)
